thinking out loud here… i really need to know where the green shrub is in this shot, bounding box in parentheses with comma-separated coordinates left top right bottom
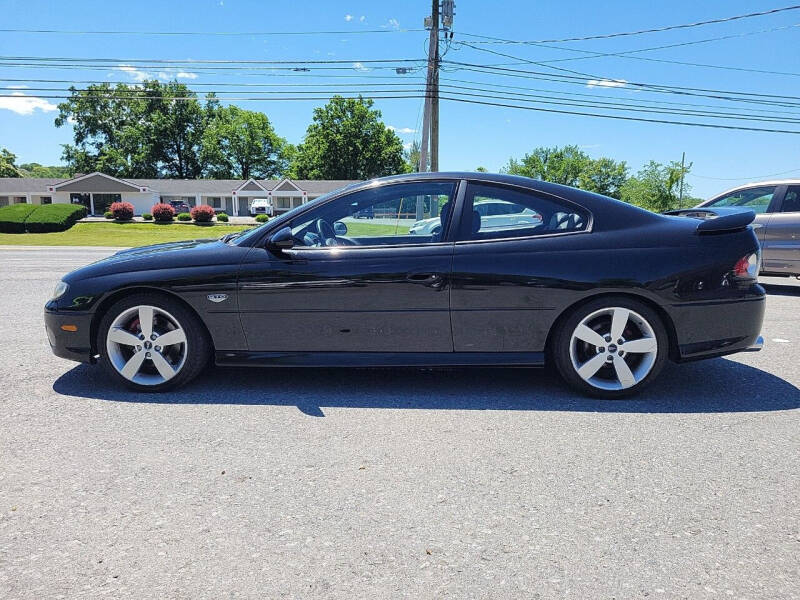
(216, 212, 229, 222)
(24, 204, 88, 233)
(0, 204, 38, 233)
(255, 213, 269, 223)
(104, 211, 114, 219)
(177, 212, 192, 221)
(142, 213, 153, 220)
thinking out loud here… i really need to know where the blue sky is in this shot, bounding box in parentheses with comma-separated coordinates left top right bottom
(1, 0, 798, 197)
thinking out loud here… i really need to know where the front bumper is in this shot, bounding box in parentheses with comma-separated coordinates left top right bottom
(44, 309, 95, 363)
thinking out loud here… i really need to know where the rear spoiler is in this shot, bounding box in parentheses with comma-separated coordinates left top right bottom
(663, 207, 756, 234)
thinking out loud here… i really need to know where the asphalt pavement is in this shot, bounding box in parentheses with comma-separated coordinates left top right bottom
(1, 246, 798, 599)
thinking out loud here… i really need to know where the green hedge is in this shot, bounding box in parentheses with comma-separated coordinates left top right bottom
(0, 204, 38, 233)
(0, 203, 87, 233)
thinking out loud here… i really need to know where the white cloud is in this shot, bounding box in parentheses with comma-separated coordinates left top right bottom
(388, 125, 417, 134)
(117, 64, 150, 82)
(344, 14, 353, 21)
(0, 91, 58, 115)
(387, 18, 400, 29)
(117, 64, 197, 82)
(403, 141, 413, 150)
(586, 78, 627, 89)
(352, 62, 370, 72)
(359, 15, 366, 22)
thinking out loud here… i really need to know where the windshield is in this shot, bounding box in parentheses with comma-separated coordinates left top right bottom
(230, 182, 363, 246)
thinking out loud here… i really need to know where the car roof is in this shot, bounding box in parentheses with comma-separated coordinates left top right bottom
(710, 179, 800, 199)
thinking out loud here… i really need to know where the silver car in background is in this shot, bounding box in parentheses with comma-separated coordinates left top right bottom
(679, 180, 800, 278)
(409, 199, 543, 236)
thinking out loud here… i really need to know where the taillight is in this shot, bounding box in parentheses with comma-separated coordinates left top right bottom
(733, 251, 760, 280)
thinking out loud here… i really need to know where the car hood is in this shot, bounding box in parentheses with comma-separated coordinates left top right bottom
(411, 216, 439, 228)
(63, 238, 237, 283)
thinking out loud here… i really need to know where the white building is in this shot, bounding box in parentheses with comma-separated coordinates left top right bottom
(0, 172, 358, 216)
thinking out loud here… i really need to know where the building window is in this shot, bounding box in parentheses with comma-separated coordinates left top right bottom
(209, 197, 222, 209)
(0, 196, 9, 207)
(276, 196, 291, 209)
(40, 196, 52, 205)
(13, 196, 27, 204)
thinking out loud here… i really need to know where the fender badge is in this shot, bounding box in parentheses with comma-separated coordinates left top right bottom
(207, 293, 229, 303)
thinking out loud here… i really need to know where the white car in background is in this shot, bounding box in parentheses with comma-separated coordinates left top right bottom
(409, 199, 543, 235)
(249, 198, 273, 216)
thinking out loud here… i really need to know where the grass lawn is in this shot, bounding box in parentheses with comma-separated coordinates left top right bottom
(0, 222, 254, 247)
(343, 222, 411, 236)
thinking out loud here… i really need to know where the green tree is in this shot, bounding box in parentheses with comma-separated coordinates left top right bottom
(55, 81, 212, 178)
(202, 105, 289, 179)
(291, 96, 406, 179)
(404, 139, 422, 173)
(18, 163, 72, 178)
(620, 160, 692, 212)
(502, 145, 591, 186)
(475, 166, 488, 172)
(0, 148, 21, 177)
(577, 157, 629, 199)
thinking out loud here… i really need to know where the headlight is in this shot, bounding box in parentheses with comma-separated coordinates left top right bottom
(51, 281, 69, 301)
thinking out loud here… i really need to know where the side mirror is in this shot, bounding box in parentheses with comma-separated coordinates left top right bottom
(267, 226, 294, 250)
(333, 220, 348, 236)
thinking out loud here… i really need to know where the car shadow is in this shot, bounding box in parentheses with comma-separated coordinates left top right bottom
(52, 358, 799, 416)
(762, 282, 800, 297)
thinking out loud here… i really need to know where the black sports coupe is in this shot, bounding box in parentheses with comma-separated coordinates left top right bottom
(45, 172, 765, 398)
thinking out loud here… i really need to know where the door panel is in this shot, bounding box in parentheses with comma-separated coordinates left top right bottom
(762, 184, 800, 274)
(237, 245, 453, 352)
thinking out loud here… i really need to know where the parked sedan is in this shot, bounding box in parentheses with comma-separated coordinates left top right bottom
(667, 179, 800, 277)
(410, 199, 543, 235)
(45, 172, 764, 398)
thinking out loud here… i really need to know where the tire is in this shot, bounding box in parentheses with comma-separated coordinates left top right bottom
(96, 293, 211, 392)
(552, 296, 669, 399)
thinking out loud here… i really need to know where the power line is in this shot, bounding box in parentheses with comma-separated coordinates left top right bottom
(457, 4, 800, 44)
(0, 55, 423, 66)
(0, 27, 425, 37)
(444, 61, 800, 106)
(689, 168, 800, 180)
(460, 24, 800, 78)
(438, 95, 800, 134)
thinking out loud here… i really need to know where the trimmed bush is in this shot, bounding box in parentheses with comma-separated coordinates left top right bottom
(191, 204, 216, 223)
(142, 213, 153, 220)
(110, 201, 134, 221)
(0, 204, 88, 233)
(151, 203, 175, 222)
(0, 204, 38, 233)
(177, 212, 192, 222)
(216, 212, 229, 222)
(104, 211, 114, 219)
(255, 213, 269, 223)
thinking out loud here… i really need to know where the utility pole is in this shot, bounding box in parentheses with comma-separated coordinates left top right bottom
(418, 0, 439, 176)
(678, 151, 686, 208)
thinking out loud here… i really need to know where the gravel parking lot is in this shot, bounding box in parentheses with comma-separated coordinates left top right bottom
(1, 246, 798, 599)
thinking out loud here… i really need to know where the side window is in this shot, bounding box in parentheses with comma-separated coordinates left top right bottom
(288, 181, 457, 248)
(706, 186, 775, 214)
(459, 183, 589, 242)
(781, 186, 800, 213)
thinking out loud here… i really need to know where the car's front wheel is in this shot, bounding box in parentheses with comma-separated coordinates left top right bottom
(552, 297, 668, 398)
(96, 293, 211, 392)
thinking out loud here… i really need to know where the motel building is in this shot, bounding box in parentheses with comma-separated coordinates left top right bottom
(0, 172, 358, 216)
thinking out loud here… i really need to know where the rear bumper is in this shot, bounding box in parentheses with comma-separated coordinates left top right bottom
(671, 289, 766, 362)
(44, 309, 94, 363)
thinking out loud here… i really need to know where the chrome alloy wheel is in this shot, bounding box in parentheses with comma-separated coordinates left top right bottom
(568, 306, 658, 391)
(105, 305, 188, 386)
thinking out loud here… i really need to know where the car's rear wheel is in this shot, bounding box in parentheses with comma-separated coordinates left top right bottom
(96, 293, 211, 392)
(552, 297, 668, 398)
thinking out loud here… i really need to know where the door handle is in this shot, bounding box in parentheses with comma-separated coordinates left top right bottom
(407, 273, 445, 288)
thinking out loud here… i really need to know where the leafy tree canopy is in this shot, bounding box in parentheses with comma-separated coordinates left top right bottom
(619, 160, 693, 212)
(290, 96, 407, 180)
(201, 104, 290, 179)
(0, 148, 21, 177)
